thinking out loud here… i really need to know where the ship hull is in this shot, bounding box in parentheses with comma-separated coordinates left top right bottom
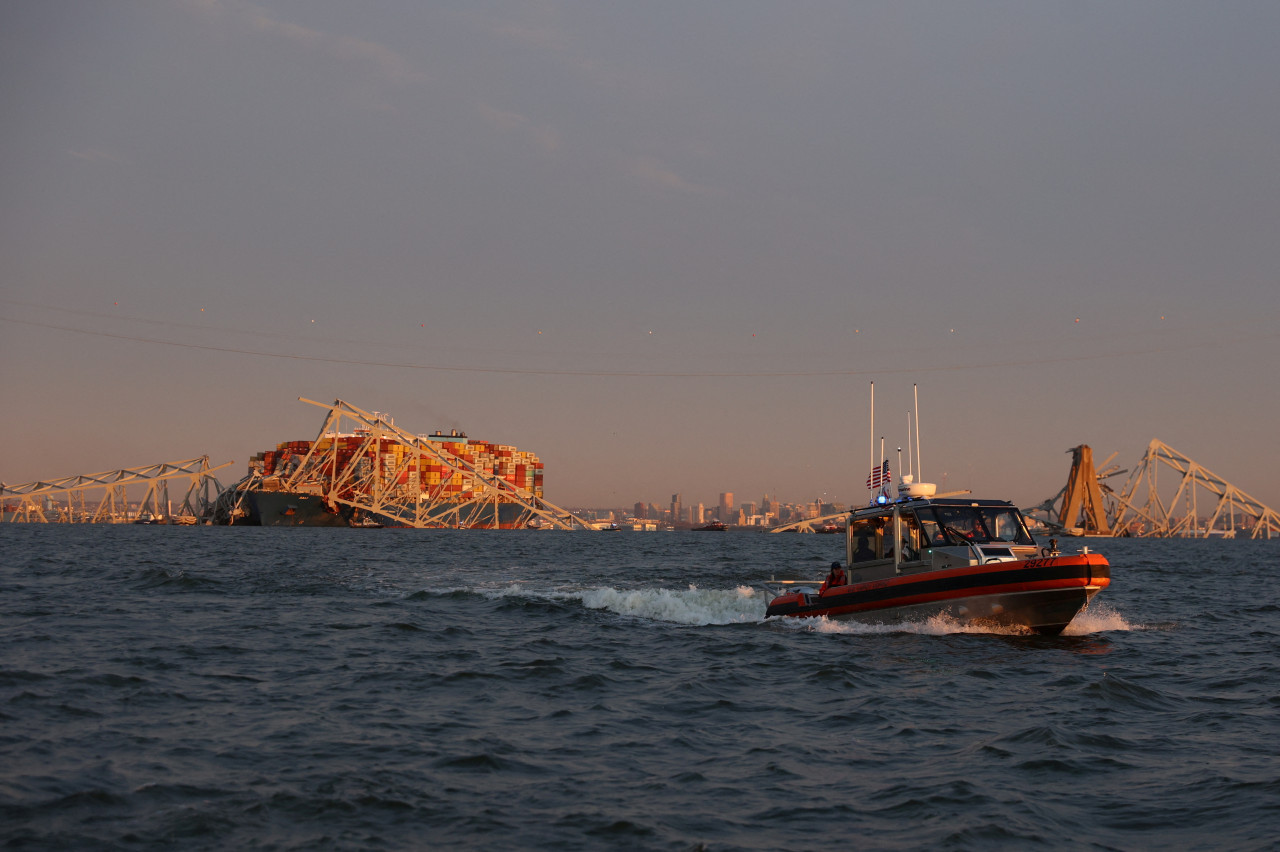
(237, 490, 536, 528)
(765, 554, 1110, 635)
(416, 501, 536, 529)
(243, 492, 354, 527)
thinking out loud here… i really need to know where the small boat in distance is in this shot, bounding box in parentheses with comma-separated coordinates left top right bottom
(694, 521, 728, 531)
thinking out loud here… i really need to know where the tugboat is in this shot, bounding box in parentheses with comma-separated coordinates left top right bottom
(694, 521, 728, 531)
(764, 385, 1110, 635)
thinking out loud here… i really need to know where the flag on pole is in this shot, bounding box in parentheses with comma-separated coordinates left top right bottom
(866, 460, 891, 489)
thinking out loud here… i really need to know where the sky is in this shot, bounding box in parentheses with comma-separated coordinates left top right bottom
(2, 0, 1279, 513)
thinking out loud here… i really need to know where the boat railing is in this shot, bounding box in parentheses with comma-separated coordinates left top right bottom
(762, 577, 821, 597)
(940, 526, 999, 564)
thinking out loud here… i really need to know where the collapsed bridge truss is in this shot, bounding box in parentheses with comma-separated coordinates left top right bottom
(213, 398, 592, 530)
(1, 456, 234, 524)
(1027, 440, 1279, 539)
(769, 511, 847, 533)
(1108, 439, 1280, 539)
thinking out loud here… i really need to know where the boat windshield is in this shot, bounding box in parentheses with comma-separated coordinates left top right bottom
(923, 505, 1034, 546)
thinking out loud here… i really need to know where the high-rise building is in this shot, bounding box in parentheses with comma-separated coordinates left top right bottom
(670, 493, 682, 524)
(719, 492, 733, 521)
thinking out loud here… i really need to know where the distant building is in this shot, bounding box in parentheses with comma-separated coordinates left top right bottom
(719, 492, 734, 522)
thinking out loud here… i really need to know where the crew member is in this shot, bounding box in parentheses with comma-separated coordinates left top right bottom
(820, 561, 847, 592)
(853, 533, 876, 562)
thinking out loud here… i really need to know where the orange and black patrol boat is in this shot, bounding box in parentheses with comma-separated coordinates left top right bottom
(765, 481, 1110, 635)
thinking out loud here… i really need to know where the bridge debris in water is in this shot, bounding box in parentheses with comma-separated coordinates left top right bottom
(1, 457, 233, 524)
(1026, 440, 1279, 539)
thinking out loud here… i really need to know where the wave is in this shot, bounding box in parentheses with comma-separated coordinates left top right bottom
(422, 583, 1144, 637)
(1062, 602, 1138, 635)
(795, 612, 1032, 636)
(783, 602, 1141, 637)
(129, 566, 222, 591)
(473, 583, 767, 626)
(575, 585, 765, 626)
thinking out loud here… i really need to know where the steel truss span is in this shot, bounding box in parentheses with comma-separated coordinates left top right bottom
(1, 457, 234, 524)
(1028, 440, 1279, 539)
(769, 511, 848, 533)
(213, 398, 592, 530)
(1109, 439, 1280, 539)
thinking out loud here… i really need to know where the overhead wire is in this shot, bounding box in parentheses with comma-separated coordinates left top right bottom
(2, 313, 1269, 378)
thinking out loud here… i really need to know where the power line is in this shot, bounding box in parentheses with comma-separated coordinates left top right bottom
(2, 313, 1261, 378)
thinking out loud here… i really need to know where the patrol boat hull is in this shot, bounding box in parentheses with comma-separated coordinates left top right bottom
(765, 552, 1109, 635)
(766, 493, 1112, 635)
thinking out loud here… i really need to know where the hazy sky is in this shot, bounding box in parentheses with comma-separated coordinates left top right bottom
(3, 0, 1278, 512)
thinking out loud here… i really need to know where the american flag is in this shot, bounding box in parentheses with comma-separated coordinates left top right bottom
(865, 460, 890, 489)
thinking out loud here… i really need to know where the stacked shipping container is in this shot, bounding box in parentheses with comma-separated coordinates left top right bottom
(247, 431, 545, 502)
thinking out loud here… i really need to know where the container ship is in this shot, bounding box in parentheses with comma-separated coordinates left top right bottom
(214, 399, 583, 529)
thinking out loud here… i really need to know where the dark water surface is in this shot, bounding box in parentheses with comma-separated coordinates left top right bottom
(2, 526, 1277, 850)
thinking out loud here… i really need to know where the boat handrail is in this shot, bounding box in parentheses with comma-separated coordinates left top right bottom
(942, 525, 988, 563)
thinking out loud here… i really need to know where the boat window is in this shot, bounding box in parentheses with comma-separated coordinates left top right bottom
(915, 508, 947, 548)
(931, 505, 993, 544)
(896, 512, 928, 561)
(849, 517, 885, 563)
(936, 504, 1003, 544)
(923, 505, 1034, 545)
(978, 506, 1034, 544)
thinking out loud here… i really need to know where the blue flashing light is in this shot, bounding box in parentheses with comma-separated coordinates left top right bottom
(876, 494, 888, 505)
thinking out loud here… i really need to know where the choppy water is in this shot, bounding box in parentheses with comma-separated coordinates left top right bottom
(1, 526, 1277, 850)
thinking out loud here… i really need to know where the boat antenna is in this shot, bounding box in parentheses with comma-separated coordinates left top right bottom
(868, 381, 875, 492)
(906, 411, 914, 480)
(879, 436, 886, 492)
(913, 383, 923, 483)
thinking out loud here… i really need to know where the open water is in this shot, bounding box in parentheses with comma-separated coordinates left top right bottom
(1, 525, 1277, 850)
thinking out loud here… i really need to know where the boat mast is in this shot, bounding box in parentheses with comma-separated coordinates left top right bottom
(906, 413, 913, 481)
(868, 381, 875, 496)
(879, 436, 885, 496)
(913, 383, 923, 484)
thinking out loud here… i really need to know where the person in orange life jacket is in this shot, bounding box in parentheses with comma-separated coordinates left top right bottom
(820, 561, 847, 593)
